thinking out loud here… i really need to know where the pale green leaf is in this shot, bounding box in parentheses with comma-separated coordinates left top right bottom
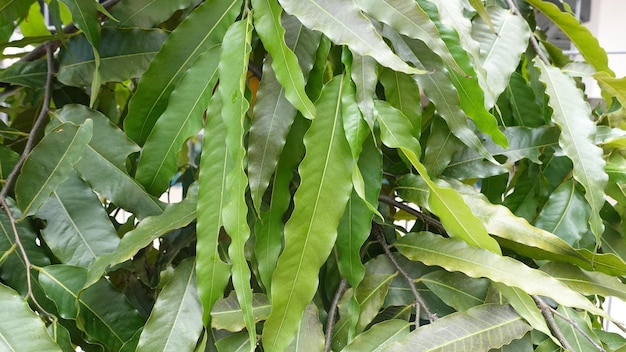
(386, 304, 530, 352)
(536, 59, 608, 244)
(262, 77, 354, 352)
(51, 105, 164, 220)
(541, 262, 626, 302)
(196, 95, 232, 326)
(38, 265, 145, 351)
(555, 306, 602, 352)
(57, 28, 167, 87)
(37, 172, 119, 267)
(594, 72, 626, 108)
(15, 120, 93, 219)
(467, 0, 495, 33)
(277, 0, 425, 75)
(248, 13, 320, 213)
(350, 52, 378, 128)
(395, 232, 607, 317)
(136, 45, 220, 195)
(110, 0, 198, 28)
(0, 283, 62, 352)
(0, 0, 36, 24)
(354, 273, 397, 333)
(210, 292, 271, 332)
(472, 7, 530, 102)
(215, 333, 251, 352)
(136, 258, 202, 352)
(219, 18, 256, 350)
(375, 101, 501, 254)
(252, 0, 315, 119)
(526, 0, 613, 75)
(86, 193, 197, 288)
(342, 320, 410, 352)
(286, 304, 325, 352)
(124, 0, 241, 144)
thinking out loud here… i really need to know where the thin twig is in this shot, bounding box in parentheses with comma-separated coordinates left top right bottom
(504, 0, 551, 65)
(324, 278, 348, 352)
(374, 224, 436, 324)
(0, 199, 53, 319)
(547, 302, 606, 352)
(0, 43, 56, 200)
(533, 296, 576, 351)
(378, 194, 446, 234)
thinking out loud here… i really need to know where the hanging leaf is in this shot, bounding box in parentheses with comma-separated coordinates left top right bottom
(110, 0, 198, 28)
(218, 17, 256, 350)
(472, 7, 530, 101)
(196, 95, 232, 325)
(211, 292, 271, 332)
(350, 52, 378, 127)
(277, 0, 425, 75)
(354, 273, 397, 333)
(263, 76, 354, 352)
(536, 59, 608, 244)
(286, 304, 325, 352)
(37, 172, 119, 267)
(385, 304, 530, 351)
(136, 45, 221, 195)
(342, 320, 410, 352)
(50, 105, 164, 219)
(0, 283, 62, 352)
(58, 0, 99, 47)
(124, 0, 241, 145)
(395, 232, 607, 317)
(57, 28, 167, 87)
(541, 262, 626, 302)
(136, 258, 203, 352)
(15, 120, 93, 219)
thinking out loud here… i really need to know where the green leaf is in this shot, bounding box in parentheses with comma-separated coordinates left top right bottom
(505, 72, 546, 127)
(15, 120, 93, 219)
(196, 95, 232, 326)
(350, 52, 378, 128)
(594, 72, 626, 109)
(472, 7, 530, 102)
(385, 304, 530, 351)
(555, 306, 602, 352)
(541, 262, 626, 302)
(467, 0, 495, 33)
(37, 172, 119, 267)
(276, 0, 425, 75)
(218, 18, 256, 350)
(376, 101, 501, 254)
(536, 59, 608, 244)
(38, 265, 145, 351)
(0, 283, 62, 352)
(379, 68, 422, 138)
(0, 0, 36, 24)
(136, 258, 203, 352)
(86, 193, 197, 288)
(210, 292, 271, 332)
(286, 304, 325, 352)
(526, 0, 613, 75)
(395, 232, 607, 317)
(534, 180, 591, 246)
(342, 320, 410, 352)
(354, 273, 397, 333)
(248, 13, 320, 213)
(57, 28, 167, 87)
(262, 76, 354, 352)
(0, 58, 48, 87)
(124, 0, 241, 145)
(136, 45, 220, 195)
(252, 0, 315, 119)
(51, 105, 164, 220)
(215, 332, 251, 352)
(58, 0, 100, 47)
(354, 0, 464, 75)
(421, 270, 489, 311)
(110, 0, 198, 28)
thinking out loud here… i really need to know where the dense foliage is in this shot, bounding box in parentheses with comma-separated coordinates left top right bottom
(1, 0, 626, 350)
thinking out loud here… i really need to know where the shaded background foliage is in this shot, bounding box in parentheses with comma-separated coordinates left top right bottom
(1, 0, 626, 351)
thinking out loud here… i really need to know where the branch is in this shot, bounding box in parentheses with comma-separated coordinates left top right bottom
(378, 194, 446, 234)
(324, 278, 347, 352)
(504, 0, 551, 65)
(374, 223, 436, 324)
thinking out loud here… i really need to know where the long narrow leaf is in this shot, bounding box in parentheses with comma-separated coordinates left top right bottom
(15, 120, 93, 219)
(136, 45, 221, 195)
(124, 0, 241, 144)
(262, 76, 354, 351)
(110, 0, 198, 28)
(342, 320, 410, 352)
(536, 59, 608, 244)
(196, 95, 232, 325)
(136, 258, 203, 352)
(219, 18, 256, 351)
(277, 0, 425, 75)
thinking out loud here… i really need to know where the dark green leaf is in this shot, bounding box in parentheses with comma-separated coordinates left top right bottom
(58, 0, 99, 47)
(0, 58, 47, 87)
(110, 0, 198, 28)
(0, 0, 36, 24)
(421, 270, 489, 311)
